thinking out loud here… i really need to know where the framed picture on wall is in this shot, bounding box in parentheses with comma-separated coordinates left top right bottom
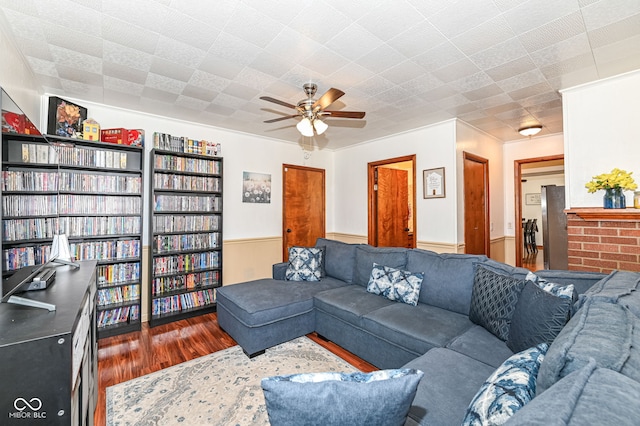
(525, 193, 541, 205)
(423, 167, 445, 199)
(47, 96, 87, 138)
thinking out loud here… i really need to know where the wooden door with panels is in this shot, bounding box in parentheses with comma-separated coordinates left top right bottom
(282, 164, 326, 261)
(463, 152, 490, 256)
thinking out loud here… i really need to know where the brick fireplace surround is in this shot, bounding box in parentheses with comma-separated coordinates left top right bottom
(566, 208, 640, 273)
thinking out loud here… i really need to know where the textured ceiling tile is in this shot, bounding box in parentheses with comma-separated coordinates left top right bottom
(205, 103, 236, 116)
(470, 37, 529, 70)
(0, 0, 39, 15)
(35, 0, 102, 35)
(222, 82, 260, 101)
(380, 60, 427, 85)
(149, 57, 194, 82)
(325, 23, 383, 60)
(503, 0, 581, 35)
(59, 79, 103, 99)
(413, 41, 466, 72)
(262, 27, 322, 64)
(300, 47, 350, 76)
(484, 101, 522, 116)
(519, 11, 586, 53)
(250, 51, 295, 79)
(188, 70, 231, 93)
(357, 0, 425, 41)
(102, 0, 170, 32)
(386, 21, 447, 58)
(422, 85, 459, 101)
(233, 67, 278, 92)
(528, 33, 592, 67)
(169, 0, 238, 30)
(2, 9, 46, 41)
(453, 16, 515, 55)
(375, 86, 412, 104)
(429, 0, 500, 38)
(432, 58, 480, 83)
(26, 56, 58, 77)
(41, 23, 103, 57)
(224, 2, 284, 48)
(463, 84, 504, 101)
(484, 56, 537, 81)
(141, 86, 179, 103)
(103, 41, 152, 72)
(328, 0, 390, 20)
(496, 69, 547, 93)
(519, 92, 561, 109)
(198, 55, 243, 80)
(154, 36, 206, 68)
(10, 36, 52, 60)
(102, 62, 148, 85)
(287, 2, 352, 44)
(580, 0, 640, 31)
(208, 32, 263, 67)
(448, 72, 494, 92)
(509, 82, 554, 101)
(158, 11, 220, 51)
(145, 73, 187, 94)
(103, 75, 145, 96)
(175, 94, 210, 111)
(593, 35, 640, 76)
(398, 73, 445, 95)
(588, 13, 640, 48)
(357, 44, 407, 74)
(181, 84, 218, 102)
(538, 52, 596, 79)
(50, 45, 102, 74)
(280, 64, 325, 89)
(213, 92, 248, 110)
(36, 74, 63, 91)
(101, 16, 159, 54)
(357, 75, 396, 96)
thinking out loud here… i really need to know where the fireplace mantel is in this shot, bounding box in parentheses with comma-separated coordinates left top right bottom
(565, 208, 640, 221)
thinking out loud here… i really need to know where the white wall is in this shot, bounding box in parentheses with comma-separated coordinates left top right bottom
(333, 120, 458, 245)
(42, 97, 334, 243)
(455, 121, 505, 246)
(563, 70, 640, 208)
(0, 21, 42, 124)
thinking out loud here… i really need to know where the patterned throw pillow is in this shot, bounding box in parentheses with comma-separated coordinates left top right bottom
(525, 271, 575, 300)
(285, 246, 324, 282)
(469, 265, 525, 341)
(262, 369, 424, 426)
(507, 281, 573, 353)
(462, 343, 548, 426)
(367, 263, 424, 306)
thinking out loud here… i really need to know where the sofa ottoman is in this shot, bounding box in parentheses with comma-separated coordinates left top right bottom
(216, 277, 347, 357)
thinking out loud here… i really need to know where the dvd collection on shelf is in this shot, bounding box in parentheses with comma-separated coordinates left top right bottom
(149, 146, 223, 325)
(1, 132, 145, 338)
(153, 132, 221, 156)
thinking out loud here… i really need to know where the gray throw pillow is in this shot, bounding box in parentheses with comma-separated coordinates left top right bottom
(261, 369, 424, 426)
(507, 281, 573, 353)
(469, 265, 525, 341)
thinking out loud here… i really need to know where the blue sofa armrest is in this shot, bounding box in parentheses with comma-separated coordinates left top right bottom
(273, 262, 288, 280)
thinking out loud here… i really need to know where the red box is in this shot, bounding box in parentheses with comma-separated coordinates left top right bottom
(127, 129, 144, 147)
(2, 111, 25, 133)
(101, 128, 128, 144)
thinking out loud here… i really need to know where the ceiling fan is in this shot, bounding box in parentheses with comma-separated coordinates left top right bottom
(260, 83, 366, 137)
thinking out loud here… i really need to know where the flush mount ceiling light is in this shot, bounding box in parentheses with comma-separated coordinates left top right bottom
(518, 125, 543, 137)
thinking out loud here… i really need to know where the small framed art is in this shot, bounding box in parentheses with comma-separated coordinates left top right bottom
(423, 167, 445, 199)
(47, 96, 87, 138)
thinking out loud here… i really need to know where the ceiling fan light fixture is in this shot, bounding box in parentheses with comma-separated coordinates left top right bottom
(313, 118, 328, 135)
(297, 117, 314, 137)
(518, 125, 543, 137)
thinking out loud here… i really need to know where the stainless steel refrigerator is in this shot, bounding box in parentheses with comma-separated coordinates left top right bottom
(541, 185, 568, 269)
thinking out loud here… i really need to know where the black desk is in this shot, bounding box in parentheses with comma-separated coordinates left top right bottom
(0, 260, 97, 426)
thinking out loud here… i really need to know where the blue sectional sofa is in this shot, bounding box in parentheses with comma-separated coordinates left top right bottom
(216, 238, 640, 425)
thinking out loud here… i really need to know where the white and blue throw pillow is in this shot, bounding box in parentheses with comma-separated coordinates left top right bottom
(262, 368, 424, 426)
(525, 271, 575, 300)
(285, 246, 324, 282)
(462, 343, 548, 426)
(367, 263, 424, 306)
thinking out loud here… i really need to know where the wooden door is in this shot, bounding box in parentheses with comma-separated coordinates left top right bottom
(463, 152, 490, 255)
(282, 164, 325, 261)
(376, 167, 410, 247)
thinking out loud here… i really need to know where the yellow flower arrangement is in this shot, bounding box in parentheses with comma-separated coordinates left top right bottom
(585, 168, 638, 193)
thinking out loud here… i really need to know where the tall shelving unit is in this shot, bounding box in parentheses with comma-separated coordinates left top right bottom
(149, 146, 223, 326)
(1, 132, 144, 338)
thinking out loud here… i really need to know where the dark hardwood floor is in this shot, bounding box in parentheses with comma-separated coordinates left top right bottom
(522, 247, 544, 271)
(95, 312, 376, 426)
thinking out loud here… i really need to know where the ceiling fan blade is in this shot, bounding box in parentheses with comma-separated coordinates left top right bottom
(260, 96, 297, 109)
(323, 110, 366, 119)
(312, 88, 345, 110)
(264, 115, 299, 123)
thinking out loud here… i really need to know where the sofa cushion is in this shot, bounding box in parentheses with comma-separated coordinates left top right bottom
(469, 265, 525, 341)
(353, 245, 407, 287)
(403, 348, 497, 426)
(262, 369, 423, 426)
(362, 303, 474, 356)
(215, 278, 347, 327)
(314, 285, 395, 327)
(366, 263, 423, 306)
(507, 281, 573, 353)
(446, 325, 514, 368)
(462, 343, 547, 426)
(506, 362, 640, 425)
(579, 270, 640, 316)
(405, 249, 488, 315)
(315, 238, 359, 283)
(285, 246, 324, 282)
(537, 297, 640, 392)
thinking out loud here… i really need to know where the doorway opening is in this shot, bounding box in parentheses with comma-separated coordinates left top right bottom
(514, 155, 565, 268)
(367, 155, 417, 248)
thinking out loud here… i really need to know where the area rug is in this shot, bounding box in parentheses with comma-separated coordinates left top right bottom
(106, 336, 359, 425)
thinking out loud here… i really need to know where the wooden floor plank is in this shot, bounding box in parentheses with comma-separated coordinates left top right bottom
(95, 312, 376, 426)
